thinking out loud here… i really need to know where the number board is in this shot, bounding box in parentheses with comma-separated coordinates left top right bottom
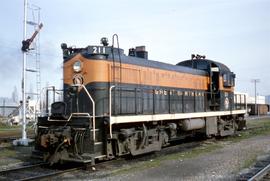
(87, 46, 109, 55)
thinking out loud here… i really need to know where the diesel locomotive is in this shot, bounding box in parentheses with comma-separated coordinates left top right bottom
(33, 36, 247, 165)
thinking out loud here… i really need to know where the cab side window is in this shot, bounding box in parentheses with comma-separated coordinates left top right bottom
(223, 73, 235, 87)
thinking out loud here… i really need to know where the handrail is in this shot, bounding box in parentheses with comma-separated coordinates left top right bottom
(71, 84, 96, 142)
(66, 113, 91, 122)
(234, 93, 247, 112)
(109, 85, 115, 138)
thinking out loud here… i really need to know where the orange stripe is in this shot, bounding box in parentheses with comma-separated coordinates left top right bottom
(64, 55, 210, 90)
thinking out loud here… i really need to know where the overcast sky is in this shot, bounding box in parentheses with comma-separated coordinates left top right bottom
(0, 0, 269, 100)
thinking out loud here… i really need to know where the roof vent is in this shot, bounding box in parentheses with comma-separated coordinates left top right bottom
(129, 46, 148, 59)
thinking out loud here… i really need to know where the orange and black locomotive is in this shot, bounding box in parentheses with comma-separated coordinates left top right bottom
(33, 36, 246, 165)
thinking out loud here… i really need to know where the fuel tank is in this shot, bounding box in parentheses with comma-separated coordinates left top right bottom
(182, 119, 205, 131)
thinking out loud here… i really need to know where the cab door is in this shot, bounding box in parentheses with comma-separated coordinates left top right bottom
(209, 64, 220, 111)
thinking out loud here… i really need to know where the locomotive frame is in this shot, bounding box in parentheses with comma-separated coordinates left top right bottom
(33, 37, 247, 165)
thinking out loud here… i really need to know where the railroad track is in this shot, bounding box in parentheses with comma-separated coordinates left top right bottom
(0, 135, 35, 144)
(0, 136, 20, 143)
(248, 163, 270, 181)
(237, 156, 270, 181)
(0, 162, 83, 181)
(246, 115, 270, 121)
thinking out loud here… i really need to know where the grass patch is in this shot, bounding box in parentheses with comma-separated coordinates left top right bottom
(0, 129, 22, 138)
(0, 148, 16, 158)
(247, 118, 270, 127)
(0, 126, 34, 137)
(0, 122, 20, 130)
(0, 147, 22, 167)
(0, 128, 20, 132)
(0, 121, 35, 130)
(242, 154, 257, 169)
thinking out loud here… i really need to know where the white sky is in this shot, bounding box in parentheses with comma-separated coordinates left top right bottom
(0, 0, 269, 99)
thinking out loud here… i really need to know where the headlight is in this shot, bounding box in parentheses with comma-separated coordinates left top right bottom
(73, 61, 82, 72)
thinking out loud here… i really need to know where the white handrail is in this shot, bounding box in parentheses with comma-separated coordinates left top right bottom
(81, 84, 96, 142)
(109, 85, 115, 138)
(70, 84, 96, 142)
(66, 113, 91, 122)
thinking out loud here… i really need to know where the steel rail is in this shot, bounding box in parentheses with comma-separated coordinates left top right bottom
(0, 162, 47, 174)
(0, 162, 82, 181)
(18, 166, 83, 181)
(248, 163, 270, 181)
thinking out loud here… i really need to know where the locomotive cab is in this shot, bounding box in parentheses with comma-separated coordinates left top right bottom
(177, 55, 236, 111)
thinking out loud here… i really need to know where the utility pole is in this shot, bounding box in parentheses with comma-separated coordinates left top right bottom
(251, 79, 260, 116)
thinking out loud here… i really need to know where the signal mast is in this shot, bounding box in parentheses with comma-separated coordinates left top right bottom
(14, 0, 43, 146)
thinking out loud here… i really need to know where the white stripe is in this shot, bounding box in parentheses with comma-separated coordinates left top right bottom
(110, 110, 246, 124)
